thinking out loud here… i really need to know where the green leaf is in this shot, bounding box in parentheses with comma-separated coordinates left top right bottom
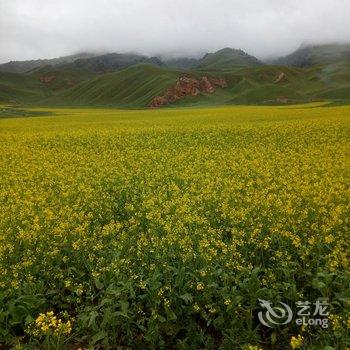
(94, 278, 104, 290)
(91, 330, 107, 346)
(312, 278, 326, 290)
(180, 293, 193, 304)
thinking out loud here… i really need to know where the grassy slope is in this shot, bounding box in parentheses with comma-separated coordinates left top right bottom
(0, 67, 97, 103)
(1, 59, 349, 107)
(46, 64, 184, 107)
(45, 64, 309, 108)
(47, 59, 350, 107)
(0, 71, 45, 102)
(174, 66, 321, 107)
(313, 60, 350, 101)
(29, 66, 96, 91)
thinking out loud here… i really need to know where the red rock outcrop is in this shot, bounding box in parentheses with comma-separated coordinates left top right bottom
(207, 76, 227, 88)
(149, 75, 227, 108)
(200, 76, 214, 93)
(39, 76, 56, 84)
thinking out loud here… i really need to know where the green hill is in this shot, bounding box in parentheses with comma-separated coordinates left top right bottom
(29, 66, 96, 91)
(2, 61, 349, 107)
(0, 71, 44, 102)
(61, 53, 163, 73)
(1, 46, 349, 107)
(0, 66, 98, 103)
(171, 66, 312, 106)
(275, 44, 350, 67)
(46, 64, 306, 107)
(0, 53, 95, 73)
(0, 52, 163, 75)
(47, 64, 182, 107)
(197, 48, 262, 70)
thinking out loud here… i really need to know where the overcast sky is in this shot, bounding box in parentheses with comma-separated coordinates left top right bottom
(0, 0, 350, 63)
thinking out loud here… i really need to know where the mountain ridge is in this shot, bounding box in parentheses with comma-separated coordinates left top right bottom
(0, 53, 97, 74)
(0, 47, 262, 74)
(0, 44, 349, 107)
(2, 43, 350, 73)
(274, 43, 350, 67)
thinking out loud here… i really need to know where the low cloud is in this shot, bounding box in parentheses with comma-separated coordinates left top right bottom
(1, 0, 350, 63)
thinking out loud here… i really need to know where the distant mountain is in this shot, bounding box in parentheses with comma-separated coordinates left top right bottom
(0, 53, 96, 73)
(61, 53, 163, 73)
(198, 48, 262, 70)
(1, 45, 350, 107)
(0, 52, 163, 75)
(0, 48, 261, 75)
(275, 44, 350, 67)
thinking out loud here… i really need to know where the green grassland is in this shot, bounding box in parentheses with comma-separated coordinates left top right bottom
(1, 45, 350, 108)
(29, 66, 96, 91)
(0, 104, 349, 349)
(0, 71, 45, 103)
(50, 64, 183, 107)
(1, 61, 349, 108)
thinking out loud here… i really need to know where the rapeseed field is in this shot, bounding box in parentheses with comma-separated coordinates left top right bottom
(0, 104, 349, 349)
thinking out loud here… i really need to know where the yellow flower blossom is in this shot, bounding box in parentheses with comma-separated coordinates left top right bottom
(290, 335, 304, 349)
(0, 104, 349, 348)
(196, 283, 204, 291)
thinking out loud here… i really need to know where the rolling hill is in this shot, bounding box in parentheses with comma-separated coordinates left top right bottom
(0, 71, 44, 102)
(0, 45, 349, 107)
(197, 48, 262, 70)
(29, 66, 96, 91)
(47, 64, 182, 107)
(45, 64, 336, 107)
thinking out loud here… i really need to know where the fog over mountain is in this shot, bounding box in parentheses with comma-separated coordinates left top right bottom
(0, 0, 350, 63)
